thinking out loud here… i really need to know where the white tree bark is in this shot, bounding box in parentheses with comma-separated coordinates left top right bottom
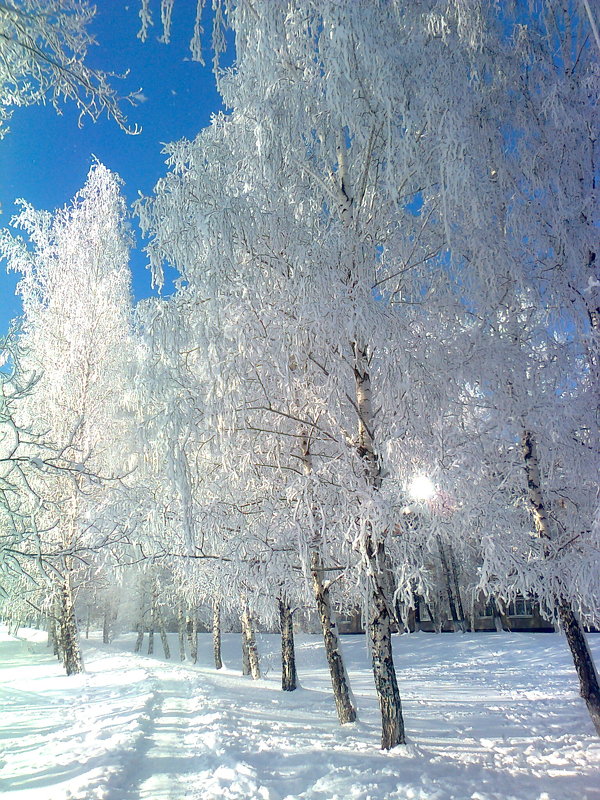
(298, 422, 357, 721)
(212, 599, 223, 670)
(241, 602, 261, 680)
(241, 622, 250, 676)
(158, 610, 170, 660)
(147, 586, 156, 656)
(186, 608, 198, 664)
(177, 601, 186, 661)
(58, 570, 84, 676)
(134, 583, 146, 653)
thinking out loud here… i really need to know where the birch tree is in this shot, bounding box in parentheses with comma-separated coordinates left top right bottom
(136, 0, 505, 748)
(0, 162, 136, 673)
(433, 1, 600, 734)
(136, 0, 600, 741)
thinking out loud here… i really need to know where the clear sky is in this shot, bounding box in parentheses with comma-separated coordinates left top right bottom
(0, 2, 229, 335)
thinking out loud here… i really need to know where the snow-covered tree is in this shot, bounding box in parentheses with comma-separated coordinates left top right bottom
(137, 0, 600, 742)
(429, 1, 600, 734)
(0, 162, 136, 673)
(0, 0, 133, 136)
(136, 0, 517, 748)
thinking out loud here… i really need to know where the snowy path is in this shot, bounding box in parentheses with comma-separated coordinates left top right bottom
(1, 629, 600, 799)
(107, 671, 200, 800)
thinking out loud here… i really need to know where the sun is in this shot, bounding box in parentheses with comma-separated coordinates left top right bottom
(408, 475, 435, 501)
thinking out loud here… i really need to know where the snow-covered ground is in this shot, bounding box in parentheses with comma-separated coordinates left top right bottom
(1, 627, 599, 800)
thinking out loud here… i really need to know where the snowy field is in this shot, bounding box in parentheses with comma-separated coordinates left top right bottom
(1, 627, 599, 800)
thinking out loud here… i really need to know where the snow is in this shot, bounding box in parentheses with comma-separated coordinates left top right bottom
(1, 628, 599, 800)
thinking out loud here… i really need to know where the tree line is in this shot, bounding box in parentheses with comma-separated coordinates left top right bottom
(0, 0, 598, 749)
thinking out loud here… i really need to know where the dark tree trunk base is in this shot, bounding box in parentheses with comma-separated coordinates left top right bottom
(559, 603, 600, 736)
(59, 579, 84, 676)
(370, 585, 405, 750)
(279, 599, 298, 691)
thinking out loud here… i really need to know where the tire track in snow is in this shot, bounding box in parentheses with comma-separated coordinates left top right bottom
(179, 695, 274, 800)
(104, 667, 200, 800)
(97, 675, 160, 800)
(102, 659, 274, 800)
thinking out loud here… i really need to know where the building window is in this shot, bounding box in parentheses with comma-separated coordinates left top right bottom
(418, 600, 431, 621)
(508, 596, 535, 617)
(481, 599, 496, 618)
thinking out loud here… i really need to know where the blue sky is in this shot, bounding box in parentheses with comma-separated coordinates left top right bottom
(0, 2, 229, 335)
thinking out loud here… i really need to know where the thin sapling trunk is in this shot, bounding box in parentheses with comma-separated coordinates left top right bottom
(213, 600, 223, 670)
(178, 602, 186, 661)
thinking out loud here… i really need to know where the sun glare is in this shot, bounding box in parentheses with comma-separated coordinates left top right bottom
(408, 475, 435, 501)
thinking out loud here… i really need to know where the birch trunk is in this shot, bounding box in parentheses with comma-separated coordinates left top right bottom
(191, 613, 198, 663)
(147, 625, 154, 655)
(147, 587, 156, 656)
(186, 609, 198, 664)
(311, 551, 357, 723)
(423, 600, 437, 632)
(522, 429, 600, 736)
(52, 596, 61, 659)
(134, 586, 146, 653)
(437, 536, 465, 632)
(279, 598, 298, 691)
(59, 572, 84, 675)
(212, 600, 223, 670)
(366, 539, 406, 748)
(47, 614, 55, 649)
(241, 603, 261, 679)
(354, 342, 405, 748)
(491, 597, 511, 633)
(241, 622, 250, 676)
(102, 604, 111, 644)
(558, 603, 600, 736)
(178, 602, 186, 661)
(449, 546, 469, 631)
(370, 578, 405, 749)
(134, 621, 144, 653)
(158, 611, 170, 659)
(298, 423, 356, 723)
